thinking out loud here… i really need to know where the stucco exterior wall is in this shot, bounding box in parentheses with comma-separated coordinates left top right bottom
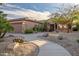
(23, 21, 39, 29)
(10, 22, 23, 33)
(10, 20, 41, 33)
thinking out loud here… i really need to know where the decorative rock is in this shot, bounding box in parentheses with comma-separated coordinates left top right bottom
(43, 33, 48, 37)
(4, 42, 39, 56)
(58, 35, 63, 40)
(9, 35, 15, 37)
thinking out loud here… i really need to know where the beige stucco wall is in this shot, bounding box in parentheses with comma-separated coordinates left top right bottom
(10, 20, 40, 33)
(23, 21, 38, 29)
(10, 22, 23, 33)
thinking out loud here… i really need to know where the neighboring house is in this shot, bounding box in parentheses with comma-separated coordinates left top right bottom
(9, 18, 42, 33)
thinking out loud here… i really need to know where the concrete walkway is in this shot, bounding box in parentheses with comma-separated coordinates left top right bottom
(7, 33, 71, 56)
(31, 40, 71, 56)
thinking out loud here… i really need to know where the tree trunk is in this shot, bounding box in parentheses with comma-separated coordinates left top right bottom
(0, 32, 2, 37)
(0, 32, 6, 38)
(0, 31, 3, 38)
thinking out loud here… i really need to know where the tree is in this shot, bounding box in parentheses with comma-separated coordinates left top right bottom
(65, 5, 79, 32)
(49, 5, 79, 32)
(0, 11, 14, 38)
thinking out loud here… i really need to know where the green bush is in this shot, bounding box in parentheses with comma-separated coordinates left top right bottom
(73, 24, 79, 31)
(76, 39, 79, 43)
(24, 28, 33, 34)
(76, 24, 79, 31)
(33, 25, 44, 32)
(72, 27, 78, 31)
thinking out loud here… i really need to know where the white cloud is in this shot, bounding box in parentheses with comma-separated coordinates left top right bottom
(20, 10, 51, 20)
(0, 4, 51, 20)
(3, 3, 27, 11)
(1, 3, 76, 20)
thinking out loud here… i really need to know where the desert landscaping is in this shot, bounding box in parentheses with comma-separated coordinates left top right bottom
(0, 32, 79, 56)
(0, 32, 71, 56)
(1, 3, 79, 56)
(41, 32, 79, 56)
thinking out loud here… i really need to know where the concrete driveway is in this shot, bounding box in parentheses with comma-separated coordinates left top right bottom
(7, 33, 71, 56)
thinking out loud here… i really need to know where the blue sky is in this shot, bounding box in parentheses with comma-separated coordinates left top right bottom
(0, 3, 75, 20)
(11, 3, 73, 12)
(12, 3, 61, 12)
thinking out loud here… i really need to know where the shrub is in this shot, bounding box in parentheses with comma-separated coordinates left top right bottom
(0, 38, 4, 42)
(72, 24, 79, 31)
(13, 38, 24, 43)
(33, 25, 44, 32)
(58, 35, 63, 40)
(24, 28, 33, 34)
(76, 39, 79, 43)
(73, 27, 78, 31)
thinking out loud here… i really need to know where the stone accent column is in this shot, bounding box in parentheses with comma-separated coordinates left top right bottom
(22, 21, 26, 33)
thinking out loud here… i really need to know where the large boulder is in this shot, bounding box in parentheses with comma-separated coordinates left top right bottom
(0, 42, 39, 56)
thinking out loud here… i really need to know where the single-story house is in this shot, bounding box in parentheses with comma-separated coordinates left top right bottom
(9, 18, 43, 33)
(9, 18, 61, 33)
